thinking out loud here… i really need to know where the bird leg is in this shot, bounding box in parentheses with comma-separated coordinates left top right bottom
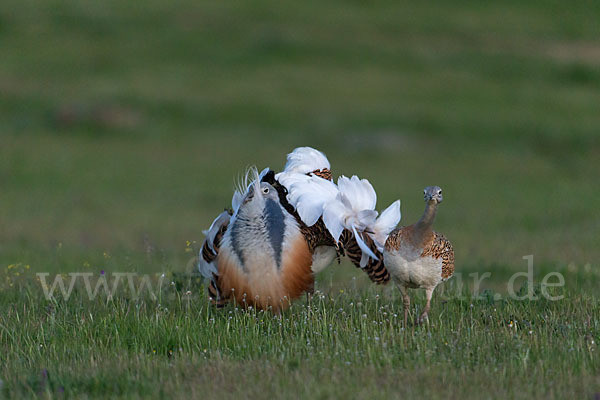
(419, 287, 434, 324)
(399, 286, 410, 327)
(305, 280, 315, 303)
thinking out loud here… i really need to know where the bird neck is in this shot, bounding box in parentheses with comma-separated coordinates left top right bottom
(413, 201, 437, 243)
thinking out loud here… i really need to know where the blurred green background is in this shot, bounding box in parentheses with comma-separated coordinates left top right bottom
(1, 0, 599, 281)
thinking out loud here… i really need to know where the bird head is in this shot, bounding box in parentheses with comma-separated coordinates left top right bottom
(424, 186, 443, 204)
(243, 181, 278, 205)
(258, 182, 278, 201)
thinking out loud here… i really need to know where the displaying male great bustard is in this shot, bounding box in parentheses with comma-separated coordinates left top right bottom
(198, 147, 401, 312)
(384, 186, 454, 325)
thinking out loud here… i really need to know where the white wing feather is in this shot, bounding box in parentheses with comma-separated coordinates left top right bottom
(202, 211, 230, 252)
(198, 257, 218, 279)
(198, 211, 230, 279)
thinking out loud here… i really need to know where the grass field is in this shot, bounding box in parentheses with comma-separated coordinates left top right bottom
(1, 0, 599, 398)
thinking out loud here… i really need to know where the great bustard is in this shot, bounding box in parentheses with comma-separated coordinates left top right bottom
(198, 147, 401, 312)
(384, 186, 454, 325)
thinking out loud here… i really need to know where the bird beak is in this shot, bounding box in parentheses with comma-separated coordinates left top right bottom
(243, 185, 256, 204)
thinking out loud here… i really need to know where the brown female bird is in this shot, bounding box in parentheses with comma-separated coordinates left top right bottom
(384, 186, 454, 325)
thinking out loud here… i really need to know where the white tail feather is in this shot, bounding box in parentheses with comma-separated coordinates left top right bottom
(321, 176, 378, 237)
(369, 200, 401, 251)
(322, 200, 347, 242)
(286, 176, 339, 226)
(275, 172, 313, 192)
(282, 147, 330, 175)
(320, 176, 383, 264)
(337, 176, 377, 211)
(352, 226, 379, 265)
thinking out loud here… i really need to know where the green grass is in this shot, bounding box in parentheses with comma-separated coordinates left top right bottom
(1, 0, 599, 398)
(1, 269, 599, 399)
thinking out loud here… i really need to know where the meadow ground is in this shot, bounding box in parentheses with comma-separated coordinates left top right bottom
(1, 0, 599, 398)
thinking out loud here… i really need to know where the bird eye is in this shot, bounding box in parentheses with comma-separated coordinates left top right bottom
(262, 187, 269, 194)
(438, 190, 442, 195)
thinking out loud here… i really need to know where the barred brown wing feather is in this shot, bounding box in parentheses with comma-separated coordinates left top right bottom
(421, 232, 455, 280)
(384, 228, 407, 252)
(339, 230, 390, 284)
(300, 218, 336, 252)
(310, 168, 332, 181)
(208, 274, 229, 307)
(201, 239, 217, 264)
(203, 222, 230, 305)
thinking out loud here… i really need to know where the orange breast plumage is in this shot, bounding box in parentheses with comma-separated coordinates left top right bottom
(216, 181, 313, 312)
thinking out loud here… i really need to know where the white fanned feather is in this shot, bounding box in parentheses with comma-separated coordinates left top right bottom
(337, 175, 377, 211)
(275, 147, 331, 191)
(275, 172, 313, 193)
(321, 175, 380, 266)
(280, 147, 330, 175)
(369, 200, 401, 252)
(287, 177, 339, 226)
